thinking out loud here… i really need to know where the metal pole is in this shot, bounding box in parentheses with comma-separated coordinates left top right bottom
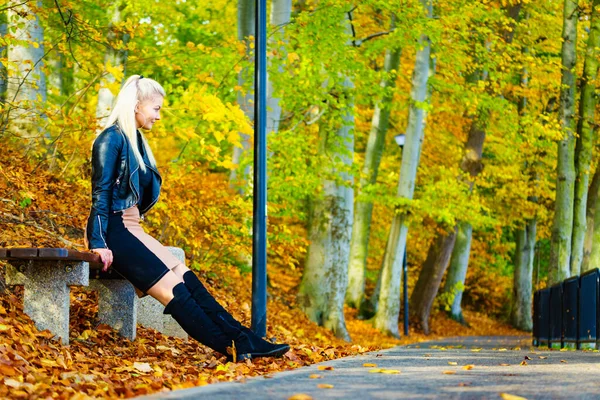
(402, 248, 409, 336)
(251, 0, 268, 337)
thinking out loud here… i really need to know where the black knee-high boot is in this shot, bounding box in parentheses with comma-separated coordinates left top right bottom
(182, 271, 290, 360)
(163, 282, 233, 357)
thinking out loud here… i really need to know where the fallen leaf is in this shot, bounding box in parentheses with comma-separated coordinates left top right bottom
(498, 348, 507, 352)
(369, 369, 383, 373)
(443, 370, 456, 375)
(560, 360, 567, 363)
(0, 364, 18, 376)
(500, 393, 528, 400)
(538, 356, 547, 360)
(317, 384, 334, 389)
(499, 363, 510, 366)
(363, 363, 377, 367)
(458, 382, 472, 386)
(3, 378, 22, 388)
(423, 354, 432, 357)
(309, 374, 322, 379)
(133, 362, 153, 373)
(520, 361, 528, 366)
(471, 348, 482, 352)
(380, 369, 401, 374)
(448, 361, 458, 366)
(318, 366, 334, 371)
(0, 324, 10, 331)
(462, 365, 474, 370)
(524, 356, 532, 360)
(288, 394, 313, 400)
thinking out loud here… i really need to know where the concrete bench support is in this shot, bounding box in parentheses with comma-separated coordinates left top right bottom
(90, 279, 138, 340)
(136, 246, 187, 340)
(5, 260, 89, 345)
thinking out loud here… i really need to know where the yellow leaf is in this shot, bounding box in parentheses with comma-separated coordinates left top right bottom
(519, 361, 528, 366)
(369, 369, 383, 373)
(500, 394, 528, 400)
(363, 363, 377, 367)
(380, 369, 401, 374)
(0, 324, 10, 331)
(448, 361, 458, 366)
(498, 348, 508, 352)
(288, 395, 312, 400)
(317, 384, 334, 389)
(462, 365, 474, 370)
(309, 374, 322, 379)
(538, 356, 547, 359)
(153, 365, 163, 377)
(471, 348, 482, 352)
(318, 366, 334, 371)
(442, 370, 456, 375)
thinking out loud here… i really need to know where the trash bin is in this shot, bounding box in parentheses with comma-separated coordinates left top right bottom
(549, 283, 563, 349)
(562, 276, 579, 348)
(533, 290, 540, 346)
(578, 268, 600, 349)
(537, 287, 551, 347)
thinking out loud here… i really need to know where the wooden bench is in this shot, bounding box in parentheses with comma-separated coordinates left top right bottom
(1, 247, 187, 344)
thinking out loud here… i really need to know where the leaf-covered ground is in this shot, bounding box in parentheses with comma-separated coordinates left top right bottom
(0, 146, 525, 398)
(0, 263, 525, 399)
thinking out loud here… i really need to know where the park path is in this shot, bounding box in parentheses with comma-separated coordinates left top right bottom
(141, 336, 600, 399)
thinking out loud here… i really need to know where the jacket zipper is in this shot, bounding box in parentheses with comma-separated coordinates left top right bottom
(98, 215, 108, 248)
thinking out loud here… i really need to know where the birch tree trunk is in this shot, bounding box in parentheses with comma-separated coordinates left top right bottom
(371, 0, 432, 337)
(96, 2, 129, 130)
(582, 168, 600, 272)
(571, 0, 600, 276)
(266, 0, 291, 136)
(410, 226, 458, 334)
(346, 17, 401, 309)
(297, 78, 354, 341)
(4, 0, 47, 137)
(512, 219, 536, 331)
(442, 221, 472, 323)
(549, 0, 578, 285)
(230, 0, 256, 188)
(587, 169, 600, 270)
(0, 11, 7, 104)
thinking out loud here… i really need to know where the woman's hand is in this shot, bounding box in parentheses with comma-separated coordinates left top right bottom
(91, 248, 113, 272)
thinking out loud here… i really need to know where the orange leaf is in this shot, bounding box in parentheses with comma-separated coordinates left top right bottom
(317, 384, 334, 389)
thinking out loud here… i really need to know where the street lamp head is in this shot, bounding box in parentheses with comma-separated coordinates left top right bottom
(394, 134, 406, 148)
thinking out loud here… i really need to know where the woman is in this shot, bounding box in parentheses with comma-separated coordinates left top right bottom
(86, 74, 289, 361)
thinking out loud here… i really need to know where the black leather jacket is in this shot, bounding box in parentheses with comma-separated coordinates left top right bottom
(86, 124, 162, 249)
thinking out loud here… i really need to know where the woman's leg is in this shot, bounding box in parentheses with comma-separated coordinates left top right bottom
(170, 265, 291, 359)
(147, 270, 233, 357)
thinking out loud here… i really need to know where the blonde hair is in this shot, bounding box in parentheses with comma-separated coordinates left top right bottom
(103, 75, 165, 171)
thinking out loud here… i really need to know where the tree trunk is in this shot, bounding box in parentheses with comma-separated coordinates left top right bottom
(346, 16, 401, 309)
(0, 11, 7, 104)
(549, 0, 578, 285)
(230, 0, 256, 188)
(297, 77, 354, 341)
(266, 0, 291, 136)
(512, 218, 536, 331)
(96, 2, 129, 130)
(4, 0, 47, 137)
(587, 168, 600, 270)
(371, 0, 432, 338)
(582, 168, 600, 272)
(442, 221, 472, 323)
(410, 227, 458, 334)
(571, 0, 600, 276)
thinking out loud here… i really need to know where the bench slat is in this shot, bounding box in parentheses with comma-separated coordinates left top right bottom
(9, 248, 39, 258)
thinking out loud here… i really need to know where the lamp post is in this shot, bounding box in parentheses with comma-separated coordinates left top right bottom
(251, 0, 268, 337)
(394, 133, 409, 337)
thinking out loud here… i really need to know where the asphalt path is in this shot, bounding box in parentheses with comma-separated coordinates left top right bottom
(141, 336, 600, 400)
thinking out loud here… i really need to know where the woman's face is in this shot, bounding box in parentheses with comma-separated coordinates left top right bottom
(135, 95, 164, 130)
